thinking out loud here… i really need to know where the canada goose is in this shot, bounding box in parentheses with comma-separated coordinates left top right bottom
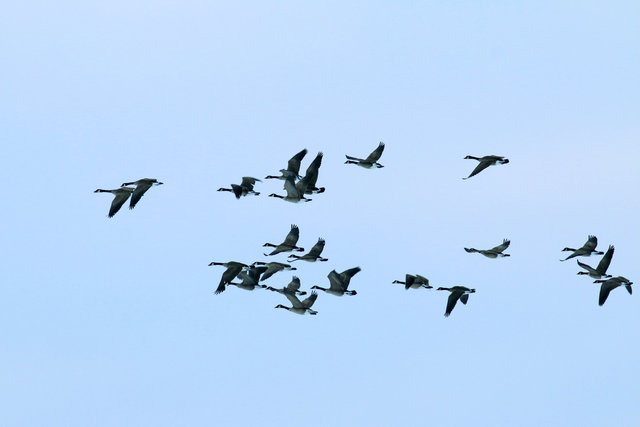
(560, 235, 604, 261)
(275, 291, 319, 315)
(301, 152, 325, 194)
(94, 187, 135, 217)
(437, 286, 476, 317)
(208, 261, 249, 294)
(120, 178, 163, 209)
(265, 148, 308, 180)
(311, 267, 361, 296)
(228, 265, 269, 291)
(288, 238, 328, 262)
(577, 245, 614, 279)
(251, 261, 296, 281)
(266, 276, 307, 296)
(268, 176, 312, 203)
(594, 276, 633, 306)
(345, 142, 385, 168)
(263, 224, 305, 256)
(217, 177, 261, 199)
(392, 274, 432, 290)
(462, 155, 509, 179)
(464, 239, 511, 258)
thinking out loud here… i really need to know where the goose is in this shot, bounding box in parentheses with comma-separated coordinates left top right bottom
(392, 274, 432, 290)
(94, 187, 135, 217)
(228, 265, 269, 291)
(345, 142, 385, 168)
(208, 261, 249, 294)
(263, 224, 305, 256)
(462, 155, 509, 179)
(251, 261, 296, 281)
(265, 148, 308, 180)
(593, 276, 633, 306)
(301, 152, 325, 194)
(217, 177, 261, 199)
(266, 276, 307, 296)
(464, 239, 511, 258)
(577, 245, 614, 279)
(120, 178, 163, 209)
(437, 286, 476, 317)
(268, 176, 312, 203)
(275, 291, 319, 315)
(560, 235, 604, 261)
(311, 267, 361, 296)
(288, 238, 328, 262)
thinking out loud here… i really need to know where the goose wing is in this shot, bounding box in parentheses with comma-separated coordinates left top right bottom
(109, 189, 133, 217)
(300, 291, 318, 308)
(460, 293, 469, 304)
(596, 245, 614, 274)
(303, 152, 323, 187)
(465, 160, 493, 179)
(241, 176, 261, 190)
(404, 274, 416, 289)
(306, 238, 325, 258)
(583, 235, 598, 251)
(282, 224, 300, 247)
(415, 274, 430, 286)
(129, 181, 153, 209)
(577, 260, 598, 275)
(286, 276, 301, 292)
(598, 281, 615, 306)
(285, 292, 304, 308)
(327, 270, 346, 291)
(287, 149, 308, 176)
(490, 239, 511, 253)
(445, 291, 463, 317)
(364, 142, 385, 162)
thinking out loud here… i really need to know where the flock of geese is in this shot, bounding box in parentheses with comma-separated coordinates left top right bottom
(94, 142, 633, 316)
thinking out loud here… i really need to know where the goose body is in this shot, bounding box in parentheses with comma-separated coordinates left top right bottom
(463, 155, 509, 179)
(437, 286, 476, 317)
(288, 238, 328, 262)
(263, 224, 305, 256)
(560, 235, 604, 261)
(268, 177, 312, 203)
(345, 142, 385, 168)
(312, 267, 361, 296)
(120, 178, 163, 209)
(251, 261, 296, 281)
(577, 245, 614, 279)
(266, 276, 307, 296)
(218, 177, 261, 199)
(594, 276, 633, 306)
(301, 152, 325, 194)
(94, 187, 135, 217)
(464, 239, 511, 258)
(208, 261, 249, 294)
(265, 148, 308, 180)
(392, 274, 432, 290)
(275, 291, 319, 315)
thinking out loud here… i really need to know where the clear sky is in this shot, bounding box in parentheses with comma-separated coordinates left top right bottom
(2, 1, 639, 426)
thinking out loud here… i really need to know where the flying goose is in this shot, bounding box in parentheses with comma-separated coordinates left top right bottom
(594, 276, 633, 306)
(462, 155, 509, 179)
(265, 148, 308, 180)
(266, 276, 307, 296)
(251, 261, 296, 281)
(263, 224, 305, 256)
(576, 245, 614, 279)
(301, 152, 325, 194)
(94, 187, 135, 217)
(120, 178, 163, 210)
(275, 291, 319, 315)
(392, 274, 433, 290)
(288, 238, 328, 262)
(345, 142, 385, 168)
(208, 261, 249, 294)
(464, 239, 511, 258)
(437, 286, 476, 317)
(217, 177, 261, 199)
(311, 267, 361, 296)
(228, 265, 269, 291)
(268, 176, 312, 203)
(560, 235, 604, 261)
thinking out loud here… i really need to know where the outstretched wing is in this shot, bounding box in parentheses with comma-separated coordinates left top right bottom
(598, 283, 613, 306)
(490, 239, 511, 253)
(464, 160, 492, 179)
(285, 292, 304, 308)
(301, 291, 318, 308)
(445, 291, 462, 317)
(130, 182, 153, 209)
(109, 190, 132, 217)
(303, 152, 323, 188)
(287, 149, 308, 176)
(241, 176, 260, 190)
(577, 259, 597, 275)
(283, 224, 300, 247)
(286, 276, 301, 292)
(404, 274, 416, 290)
(306, 238, 325, 258)
(340, 267, 361, 287)
(583, 235, 598, 252)
(596, 245, 614, 274)
(365, 142, 385, 162)
(327, 270, 345, 291)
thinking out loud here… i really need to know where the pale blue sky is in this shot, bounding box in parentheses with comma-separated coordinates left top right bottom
(2, 1, 639, 426)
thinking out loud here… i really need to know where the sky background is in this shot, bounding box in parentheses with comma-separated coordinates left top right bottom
(2, 1, 639, 426)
